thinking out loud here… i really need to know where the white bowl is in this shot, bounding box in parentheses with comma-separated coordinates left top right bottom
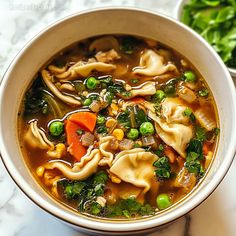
(174, 0, 236, 77)
(0, 7, 236, 235)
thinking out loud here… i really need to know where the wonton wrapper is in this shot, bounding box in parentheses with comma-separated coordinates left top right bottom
(89, 36, 120, 52)
(128, 82, 156, 98)
(110, 148, 158, 195)
(161, 98, 189, 125)
(44, 149, 101, 181)
(41, 70, 81, 106)
(49, 60, 116, 81)
(24, 120, 54, 150)
(148, 110, 193, 158)
(133, 49, 178, 76)
(98, 136, 115, 167)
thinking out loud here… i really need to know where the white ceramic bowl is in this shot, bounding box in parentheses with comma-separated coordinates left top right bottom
(174, 0, 236, 77)
(0, 7, 236, 235)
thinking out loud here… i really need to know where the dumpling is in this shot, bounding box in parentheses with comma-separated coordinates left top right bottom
(98, 136, 115, 167)
(41, 70, 81, 106)
(44, 149, 101, 181)
(132, 49, 178, 76)
(161, 98, 190, 124)
(109, 148, 158, 195)
(148, 110, 193, 158)
(128, 82, 156, 98)
(73, 62, 116, 77)
(121, 82, 156, 99)
(24, 120, 54, 150)
(89, 36, 120, 52)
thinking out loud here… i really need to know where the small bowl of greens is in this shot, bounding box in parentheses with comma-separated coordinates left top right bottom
(175, 0, 236, 77)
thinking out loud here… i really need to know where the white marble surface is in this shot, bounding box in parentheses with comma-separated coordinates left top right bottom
(0, 1, 235, 236)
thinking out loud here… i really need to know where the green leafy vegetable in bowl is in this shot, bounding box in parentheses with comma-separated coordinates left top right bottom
(181, 0, 236, 69)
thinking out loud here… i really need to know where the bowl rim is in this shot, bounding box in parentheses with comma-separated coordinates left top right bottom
(174, 0, 236, 77)
(0, 6, 236, 233)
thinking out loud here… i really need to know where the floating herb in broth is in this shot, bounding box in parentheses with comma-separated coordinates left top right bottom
(18, 35, 219, 219)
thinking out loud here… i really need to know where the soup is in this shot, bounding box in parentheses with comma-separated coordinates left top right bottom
(18, 35, 219, 219)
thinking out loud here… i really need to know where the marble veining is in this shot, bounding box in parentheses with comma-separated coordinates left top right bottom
(0, 1, 235, 236)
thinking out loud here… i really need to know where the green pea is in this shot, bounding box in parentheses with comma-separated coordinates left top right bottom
(156, 193, 171, 210)
(127, 128, 139, 140)
(154, 90, 166, 102)
(184, 71, 197, 82)
(86, 77, 98, 90)
(97, 115, 106, 125)
(49, 121, 64, 136)
(83, 98, 92, 106)
(139, 122, 154, 136)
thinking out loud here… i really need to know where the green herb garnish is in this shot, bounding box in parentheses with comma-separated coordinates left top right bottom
(153, 156, 171, 179)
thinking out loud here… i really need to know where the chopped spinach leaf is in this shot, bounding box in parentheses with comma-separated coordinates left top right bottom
(96, 125, 108, 134)
(117, 109, 131, 128)
(59, 171, 108, 214)
(97, 76, 113, 85)
(153, 156, 171, 179)
(106, 198, 154, 218)
(23, 74, 49, 116)
(120, 36, 139, 54)
(104, 91, 114, 104)
(195, 126, 207, 141)
(134, 105, 148, 126)
(186, 139, 203, 156)
(183, 107, 195, 122)
(154, 144, 164, 157)
(163, 79, 178, 96)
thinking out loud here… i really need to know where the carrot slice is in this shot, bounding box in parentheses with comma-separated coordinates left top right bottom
(65, 120, 87, 161)
(69, 112, 97, 132)
(130, 97, 145, 104)
(203, 142, 210, 156)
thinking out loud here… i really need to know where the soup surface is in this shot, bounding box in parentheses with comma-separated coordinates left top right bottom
(18, 35, 219, 219)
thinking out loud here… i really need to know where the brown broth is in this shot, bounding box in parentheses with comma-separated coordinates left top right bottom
(18, 35, 219, 219)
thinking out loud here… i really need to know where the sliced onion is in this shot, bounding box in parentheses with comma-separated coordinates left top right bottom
(89, 100, 101, 113)
(119, 139, 134, 150)
(142, 135, 155, 146)
(81, 132, 95, 147)
(178, 86, 196, 103)
(194, 108, 216, 131)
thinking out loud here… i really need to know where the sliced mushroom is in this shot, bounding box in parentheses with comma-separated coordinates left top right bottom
(133, 49, 178, 76)
(41, 70, 81, 106)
